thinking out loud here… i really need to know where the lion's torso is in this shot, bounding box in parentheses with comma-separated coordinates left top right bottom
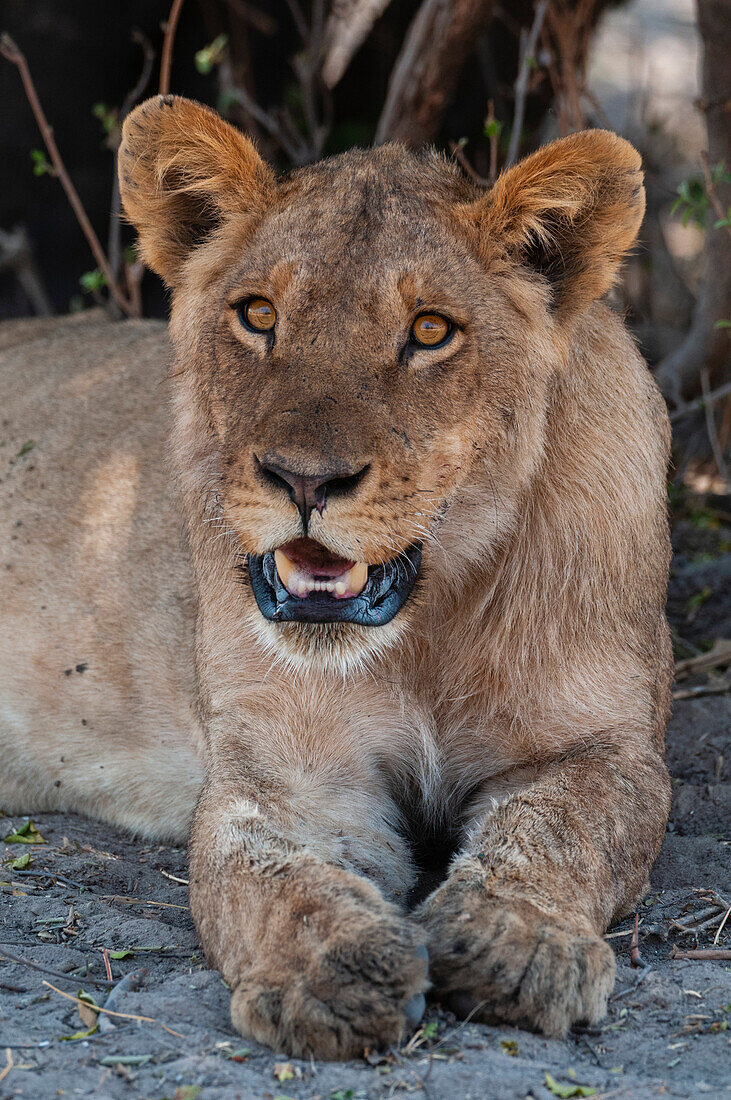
(0, 305, 671, 843)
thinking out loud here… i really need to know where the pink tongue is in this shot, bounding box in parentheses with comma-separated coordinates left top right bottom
(278, 537, 354, 579)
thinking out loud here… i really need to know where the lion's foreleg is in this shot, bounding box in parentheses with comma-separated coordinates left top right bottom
(188, 719, 427, 1059)
(417, 747, 670, 1036)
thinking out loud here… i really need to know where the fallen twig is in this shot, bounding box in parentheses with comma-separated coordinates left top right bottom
(671, 947, 731, 960)
(0, 33, 133, 318)
(0, 947, 112, 989)
(42, 980, 186, 1038)
(630, 913, 644, 968)
(99, 968, 146, 1033)
(102, 894, 188, 910)
(611, 963, 652, 1001)
(160, 870, 189, 885)
(713, 907, 731, 946)
(675, 639, 731, 678)
(673, 677, 731, 701)
(12, 868, 93, 892)
(159, 0, 185, 95)
(0, 1049, 13, 1084)
(102, 947, 113, 983)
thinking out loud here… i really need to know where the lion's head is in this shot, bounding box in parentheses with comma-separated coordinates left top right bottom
(120, 96, 644, 673)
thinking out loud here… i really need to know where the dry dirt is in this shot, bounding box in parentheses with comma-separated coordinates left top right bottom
(1, 522, 729, 1100)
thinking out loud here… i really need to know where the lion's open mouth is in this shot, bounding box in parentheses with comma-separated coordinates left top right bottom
(247, 537, 422, 626)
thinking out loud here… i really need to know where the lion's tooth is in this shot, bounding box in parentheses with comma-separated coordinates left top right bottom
(347, 562, 368, 595)
(274, 548, 295, 589)
(334, 581, 347, 596)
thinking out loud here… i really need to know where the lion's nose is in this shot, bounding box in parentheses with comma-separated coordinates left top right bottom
(256, 454, 370, 529)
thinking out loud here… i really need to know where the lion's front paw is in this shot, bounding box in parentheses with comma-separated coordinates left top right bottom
(228, 870, 429, 1059)
(419, 883, 615, 1038)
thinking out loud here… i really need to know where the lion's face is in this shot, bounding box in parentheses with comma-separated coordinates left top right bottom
(119, 98, 644, 671)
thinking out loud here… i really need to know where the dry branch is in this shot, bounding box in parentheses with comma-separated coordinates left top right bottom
(671, 947, 731, 960)
(0, 33, 133, 317)
(0, 947, 113, 989)
(42, 980, 186, 1037)
(505, 0, 549, 167)
(160, 0, 185, 95)
(323, 0, 394, 88)
(108, 30, 154, 298)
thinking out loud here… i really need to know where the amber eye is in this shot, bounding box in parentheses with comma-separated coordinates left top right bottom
(239, 297, 276, 333)
(411, 313, 452, 348)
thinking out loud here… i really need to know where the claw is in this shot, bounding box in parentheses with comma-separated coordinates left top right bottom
(403, 992, 426, 1029)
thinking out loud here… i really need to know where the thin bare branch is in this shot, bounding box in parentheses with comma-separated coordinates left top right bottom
(160, 0, 185, 95)
(0, 225, 53, 315)
(486, 98, 499, 184)
(701, 365, 731, 487)
(449, 140, 490, 187)
(0, 33, 132, 317)
(505, 0, 548, 167)
(109, 31, 154, 296)
(670, 380, 731, 422)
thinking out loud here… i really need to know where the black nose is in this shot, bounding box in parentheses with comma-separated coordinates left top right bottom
(256, 455, 370, 529)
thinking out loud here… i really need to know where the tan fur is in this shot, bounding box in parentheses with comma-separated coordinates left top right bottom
(0, 97, 672, 1058)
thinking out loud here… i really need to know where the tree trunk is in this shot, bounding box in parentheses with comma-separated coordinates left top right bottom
(654, 0, 731, 407)
(375, 0, 494, 147)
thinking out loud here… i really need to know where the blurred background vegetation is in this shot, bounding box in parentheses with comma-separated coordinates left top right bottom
(1, 0, 729, 487)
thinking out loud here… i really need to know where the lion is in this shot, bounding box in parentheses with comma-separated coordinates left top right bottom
(0, 96, 672, 1060)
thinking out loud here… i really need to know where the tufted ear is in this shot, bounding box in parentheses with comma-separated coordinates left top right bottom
(462, 129, 645, 318)
(118, 95, 275, 287)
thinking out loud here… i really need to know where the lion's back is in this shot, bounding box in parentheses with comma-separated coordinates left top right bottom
(0, 313, 203, 840)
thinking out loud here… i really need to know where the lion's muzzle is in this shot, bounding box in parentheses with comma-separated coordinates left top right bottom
(247, 538, 422, 626)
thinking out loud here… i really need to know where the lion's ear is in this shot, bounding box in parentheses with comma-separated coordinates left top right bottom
(465, 130, 645, 317)
(118, 96, 274, 287)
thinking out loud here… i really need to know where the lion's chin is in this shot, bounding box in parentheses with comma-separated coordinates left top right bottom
(246, 541, 422, 628)
(248, 612, 412, 677)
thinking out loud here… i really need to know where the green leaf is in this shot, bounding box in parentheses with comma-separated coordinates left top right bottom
(544, 1072, 597, 1098)
(501, 1039, 519, 1055)
(79, 268, 107, 294)
(6, 851, 33, 870)
(330, 1091, 355, 1100)
(30, 149, 52, 176)
(195, 34, 228, 74)
(99, 1055, 151, 1066)
(16, 440, 35, 458)
(274, 1062, 295, 1082)
(92, 101, 118, 136)
(715, 318, 731, 329)
(222, 1046, 251, 1061)
(59, 1023, 98, 1040)
(109, 949, 135, 960)
(4, 820, 44, 844)
(484, 119, 503, 140)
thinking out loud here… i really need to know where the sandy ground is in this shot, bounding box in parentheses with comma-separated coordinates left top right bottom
(1, 518, 730, 1100)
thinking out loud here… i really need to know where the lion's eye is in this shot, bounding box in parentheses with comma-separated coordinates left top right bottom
(238, 297, 276, 333)
(411, 313, 452, 348)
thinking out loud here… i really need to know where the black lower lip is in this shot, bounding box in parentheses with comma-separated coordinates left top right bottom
(247, 543, 422, 626)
